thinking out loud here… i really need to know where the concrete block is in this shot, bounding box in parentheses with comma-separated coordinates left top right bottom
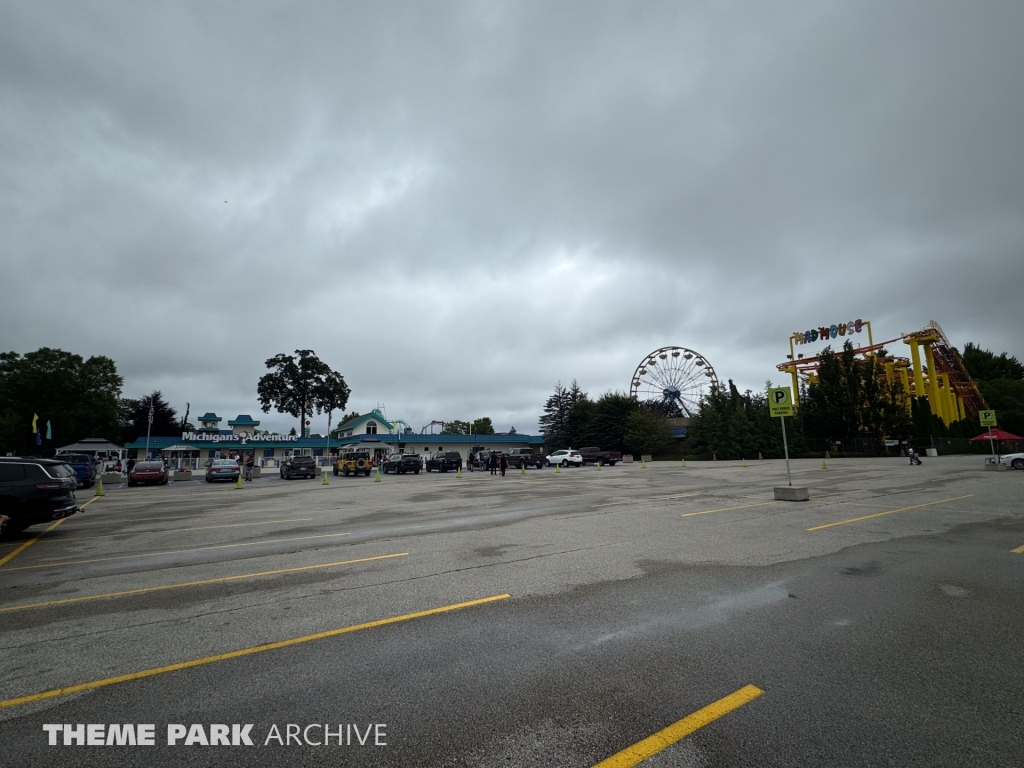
(172, 470, 192, 481)
(774, 486, 810, 501)
(641, 454, 653, 463)
(101, 472, 123, 484)
(984, 462, 1008, 472)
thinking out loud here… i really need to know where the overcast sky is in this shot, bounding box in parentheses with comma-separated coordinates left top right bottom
(2, 1, 1022, 435)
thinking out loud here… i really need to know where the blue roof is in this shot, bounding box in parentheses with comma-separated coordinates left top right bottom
(228, 415, 261, 426)
(126, 433, 543, 450)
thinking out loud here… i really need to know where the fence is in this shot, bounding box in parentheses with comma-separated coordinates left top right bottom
(804, 437, 1023, 457)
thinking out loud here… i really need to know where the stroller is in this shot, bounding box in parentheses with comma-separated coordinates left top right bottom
(908, 447, 922, 465)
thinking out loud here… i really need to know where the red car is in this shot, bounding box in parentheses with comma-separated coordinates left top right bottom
(129, 461, 169, 486)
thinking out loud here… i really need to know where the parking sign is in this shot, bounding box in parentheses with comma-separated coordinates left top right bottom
(768, 387, 794, 418)
(979, 410, 997, 427)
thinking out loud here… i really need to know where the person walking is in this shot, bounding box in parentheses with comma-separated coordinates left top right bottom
(468, 450, 475, 472)
(489, 452, 497, 475)
(499, 453, 508, 477)
(244, 453, 254, 481)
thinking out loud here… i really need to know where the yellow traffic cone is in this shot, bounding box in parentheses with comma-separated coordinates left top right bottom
(374, 467, 381, 482)
(456, 466, 462, 478)
(641, 460, 646, 468)
(521, 463, 526, 475)
(322, 469, 329, 486)
(235, 473, 243, 489)
(681, 458, 686, 467)
(742, 457, 747, 467)
(555, 463, 561, 473)
(95, 478, 104, 497)
(821, 459, 828, 470)
(596, 460, 602, 471)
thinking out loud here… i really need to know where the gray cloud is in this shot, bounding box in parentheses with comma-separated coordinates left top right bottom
(2, 1, 1022, 434)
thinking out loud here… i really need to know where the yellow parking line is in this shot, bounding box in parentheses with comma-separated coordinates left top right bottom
(0, 532, 352, 572)
(593, 493, 699, 509)
(0, 495, 97, 569)
(807, 494, 974, 531)
(592, 684, 764, 767)
(680, 501, 781, 518)
(0, 553, 409, 613)
(1011, 544, 1024, 554)
(0, 520, 68, 569)
(0, 593, 511, 710)
(35, 517, 316, 543)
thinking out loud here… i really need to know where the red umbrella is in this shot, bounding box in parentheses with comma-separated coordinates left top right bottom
(970, 428, 1023, 441)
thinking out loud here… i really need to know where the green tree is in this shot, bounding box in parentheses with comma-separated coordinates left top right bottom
(589, 392, 640, 453)
(471, 417, 495, 435)
(539, 382, 569, 449)
(122, 391, 179, 444)
(962, 343, 1024, 381)
(257, 350, 350, 436)
(442, 420, 470, 435)
(625, 407, 674, 457)
(0, 348, 123, 454)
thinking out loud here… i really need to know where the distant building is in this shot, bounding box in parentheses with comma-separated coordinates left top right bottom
(123, 408, 543, 468)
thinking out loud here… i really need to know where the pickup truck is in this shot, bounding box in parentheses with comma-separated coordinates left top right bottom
(55, 453, 97, 488)
(578, 446, 622, 466)
(505, 447, 545, 469)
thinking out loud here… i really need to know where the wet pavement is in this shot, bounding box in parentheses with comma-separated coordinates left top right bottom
(0, 457, 1021, 766)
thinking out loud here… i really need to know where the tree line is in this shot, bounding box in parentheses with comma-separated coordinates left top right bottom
(539, 381, 676, 457)
(0, 347, 350, 455)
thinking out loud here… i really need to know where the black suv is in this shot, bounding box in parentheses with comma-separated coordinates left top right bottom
(505, 447, 544, 469)
(0, 457, 79, 536)
(280, 455, 318, 480)
(426, 451, 463, 473)
(383, 454, 422, 474)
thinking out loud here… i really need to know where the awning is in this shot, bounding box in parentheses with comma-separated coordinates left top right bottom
(970, 428, 1023, 441)
(56, 438, 124, 452)
(159, 444, 200, 452)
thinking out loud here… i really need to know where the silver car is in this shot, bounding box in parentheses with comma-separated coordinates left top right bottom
(206, 459, 241, 483)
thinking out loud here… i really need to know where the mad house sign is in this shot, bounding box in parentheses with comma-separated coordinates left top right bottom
(793, 319, 867, 346)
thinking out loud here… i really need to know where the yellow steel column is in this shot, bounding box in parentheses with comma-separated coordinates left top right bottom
(898, 364, 911, 413)
(788, 334, 801, 408)
(936, 374, 952, 424)
(957, 396, 965, 421)
(884, 361, 895, 386)
(908, 339, 925, 399)
(923, 344, 943, 422)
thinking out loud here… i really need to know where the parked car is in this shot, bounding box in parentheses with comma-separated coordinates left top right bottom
(129, 461, 169, 486)
(0, 456, 79, 535)
(206, 459, 241, 483)
(55, 452, 98, 488)
(999, 452, 1024, 470)
(505, 447, 545, 470)
(280, 455, 317, 480)
(334, 451, 373, 476)
(578, 446, 622, 466)
(545, 449, 583, 468)
(383, 454, 422, 474)
(426, 451, 463, 472)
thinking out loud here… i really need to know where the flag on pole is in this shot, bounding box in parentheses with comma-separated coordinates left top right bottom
(46, 420, 52, 440)
(35, 431, 42, 446)
(148, 403, 155, 424)
(31, 413, 38, 432)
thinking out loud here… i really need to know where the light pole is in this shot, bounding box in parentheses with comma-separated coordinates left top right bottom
(144, 401, 154, 460)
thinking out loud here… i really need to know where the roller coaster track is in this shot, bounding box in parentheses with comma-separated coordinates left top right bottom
(903, 321, 988, 416)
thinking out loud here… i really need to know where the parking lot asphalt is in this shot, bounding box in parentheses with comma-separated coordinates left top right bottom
(0, 457, 1021, 767)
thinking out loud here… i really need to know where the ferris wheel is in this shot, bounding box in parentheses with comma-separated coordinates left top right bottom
(629, 346, 719, 417)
